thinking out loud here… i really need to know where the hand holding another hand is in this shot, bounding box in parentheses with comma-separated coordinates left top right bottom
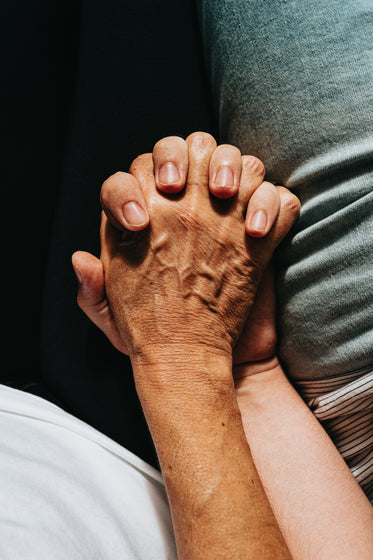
(72, 132, 300, 560)
(72, 135, 373, 560)
(73, 132, 300, 368)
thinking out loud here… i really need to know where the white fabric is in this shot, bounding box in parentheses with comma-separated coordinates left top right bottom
(0, 384, 177, 559)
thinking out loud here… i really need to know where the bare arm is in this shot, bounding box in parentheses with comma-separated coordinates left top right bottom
(233, 266, 373, 559)
(235, 361, 373, 560)
(132, 348, 289, 559)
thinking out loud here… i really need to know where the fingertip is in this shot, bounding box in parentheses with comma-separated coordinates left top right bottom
(237, 155, 267, 210)
(72, 251, 104, 293)
(153, 136, 188, 194)
(185, 131, 217, 152)
(277, 186, 301, 217)
(101, 172, 149, 231)
(241, 155, 265, 179)
(209, 144, 241, 199)
(72, 252, 84, 284)
(245, 210, 269, 237)
(245, 182, 281, 237)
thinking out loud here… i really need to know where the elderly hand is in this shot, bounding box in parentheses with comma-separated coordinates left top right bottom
(98, 133, 298, 366)
(73, 132, 299, 365)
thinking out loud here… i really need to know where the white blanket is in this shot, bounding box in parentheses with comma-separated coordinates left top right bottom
(0, 385, 176, 559)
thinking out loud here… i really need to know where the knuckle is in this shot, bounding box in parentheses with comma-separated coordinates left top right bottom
(153, 135, 185, 151)
(129, 153, 152, 174)
(104, 171, 126, 185)
(186, 131, 217, 151)
(103, 170, 147, 207)
(278, 187, 301, 215)
(101, 172, 124, 203)
(100, 184, 118, 209)
(216, 143, 241, 157)
(101, 171, 119, 190)
(100, 183, 111, 207)
(241, 155, 265, 176)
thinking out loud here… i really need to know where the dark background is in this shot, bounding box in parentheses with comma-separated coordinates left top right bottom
(2, 0, 216, 467)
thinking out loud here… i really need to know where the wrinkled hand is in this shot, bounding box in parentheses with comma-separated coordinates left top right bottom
(73, 132, 300, 362)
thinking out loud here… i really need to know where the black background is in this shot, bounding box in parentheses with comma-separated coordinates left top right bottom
(2, 0, 216, 467)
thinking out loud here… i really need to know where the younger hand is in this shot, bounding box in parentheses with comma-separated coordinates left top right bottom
(233, 263, 280, 376)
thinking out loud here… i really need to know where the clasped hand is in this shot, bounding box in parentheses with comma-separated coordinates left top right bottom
(73, 132, 300, 369)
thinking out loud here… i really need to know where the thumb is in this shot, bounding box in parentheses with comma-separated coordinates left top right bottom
(72, 251, 128, 355)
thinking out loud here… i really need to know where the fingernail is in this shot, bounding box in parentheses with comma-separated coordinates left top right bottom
(214, 166, 235, 188)
(158, 162, 180, 184)
(250, 210, 268, 231)
(123, 202, 148, 226)
(73, 264, 83, 284)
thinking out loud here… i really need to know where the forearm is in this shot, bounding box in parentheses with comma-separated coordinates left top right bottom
(235, 361, 373, 560)
(131, 346, 290, 560)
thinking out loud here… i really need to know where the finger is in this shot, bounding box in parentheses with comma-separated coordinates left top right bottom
(100, 171, 149, 231)
(245, 182, 281, 237)
(249, 261, 277, 326)
(209, 144, 242, 199)
(153, 136, 188, 194)
(185, 131, 217, 198)
(233, 262, 277, 366)
(129, 152, 156, 200)
(237, 155, 266, 210)
(273, 186, 301, 243)
(244, 186, 300, 272)
(72, 251, 128, 355)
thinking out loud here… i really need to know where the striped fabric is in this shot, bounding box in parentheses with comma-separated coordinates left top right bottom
(296, 367, 373, 504)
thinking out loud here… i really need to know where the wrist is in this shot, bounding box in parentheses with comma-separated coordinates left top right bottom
(131, 342, 233, 387)
(233, 355, 280, 381)
(130, 343, 245, 475)
(234, 359, 290, 409)
(130, 343, 236, 430)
